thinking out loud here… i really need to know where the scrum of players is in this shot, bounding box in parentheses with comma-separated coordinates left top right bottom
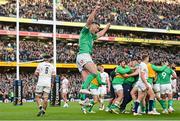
(79, 53, 177, 116)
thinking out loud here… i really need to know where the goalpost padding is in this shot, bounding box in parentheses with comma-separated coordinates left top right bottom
(13, 80, 23, 105)
(50, 75, 61, 106)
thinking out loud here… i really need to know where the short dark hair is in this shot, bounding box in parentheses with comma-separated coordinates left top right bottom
(172, 67, 176, 70)
(61, 74, 66, 78)
(141, 53, 149, 61)
(92, 22, 100, 26)
(97, 63, 102, 66)
(43, 54, 51, 59)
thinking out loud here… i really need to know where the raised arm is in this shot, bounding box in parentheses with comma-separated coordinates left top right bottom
(128, 68, 139, 77)
(116, 66, 131, 75)
(34, 64, 40, 76)
(97, 23, 111, 38)
(152, 64, 167, 72)
(86, 6, 100, 27)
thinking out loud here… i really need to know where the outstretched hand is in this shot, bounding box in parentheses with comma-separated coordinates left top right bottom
(106, 23, 111, 28)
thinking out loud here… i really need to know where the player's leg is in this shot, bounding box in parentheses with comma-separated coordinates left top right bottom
(133, 81, 148, 115)
(39, 87, 51, 116)
(64, 92, 69, 107)
(35, 86, 44, 116)
(161, 94, 168, 114)
(42, 92, 49, 111)
(79, 70, 89, 104)
(130, 86, 138, 112)
(157, 94, 167, 112)
(168, 93, 174, 113)
(110, 85, 123, 114)
(140, 95, 146, 114)
(62, 91, 68, 108)
(99, 86, 106, 110)
(77, 54, 100, 93)
(134, 91, 145, 115)
(81, 69, 90, 81)
(106, 98, 115, 112)
(146, 87, 160, 114)
(153, 83, 165, 112)
(152, 84, 160, 111)
(88, 95, 99, 113)
(105, 84, 116, 112)
(36, 93, 42, 116)
(167, 84, 174, 113)
(131, 86, 138, 101)
(120, 84, 132, 113)
(160, 85, 168, 114)
(81, 63, 100, 88)
(99, 95, 105, 110)
(36, 94, 42, 110)
(87, 89, 99, 113)
(76, 53, 97, 94)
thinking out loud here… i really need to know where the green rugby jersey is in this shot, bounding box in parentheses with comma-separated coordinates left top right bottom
(156, 66, 173, 85)
(78, 26, 97, 54)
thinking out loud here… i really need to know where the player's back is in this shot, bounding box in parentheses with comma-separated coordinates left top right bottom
(138, 62, 148, 82)
(158, 66, 173, 84)
(36, 62, 55, 87)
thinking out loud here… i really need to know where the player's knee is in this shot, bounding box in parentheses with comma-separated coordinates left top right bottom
(94, 99, 98, 104)
(43, 98, 48, 102)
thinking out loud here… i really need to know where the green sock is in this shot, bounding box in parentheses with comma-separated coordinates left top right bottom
(88, 101, 95, 112)
(168, 100, 173, 108)
(110, 104, 116, 109)
(152, 100, 156, 109)
(140, 102, 145, 112)
(159, 100, 166, 110)
(108, 103, 112, 108)
(142, 106, 145, 112)
(82, 73, 96, 89)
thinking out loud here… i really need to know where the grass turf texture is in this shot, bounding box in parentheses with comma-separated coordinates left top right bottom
(0, 101, 180, 120)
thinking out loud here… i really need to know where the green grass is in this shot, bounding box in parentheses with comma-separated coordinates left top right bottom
(0, 101, 180, 120)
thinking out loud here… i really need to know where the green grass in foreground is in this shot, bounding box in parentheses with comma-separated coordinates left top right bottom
(0, 101, 180, 120)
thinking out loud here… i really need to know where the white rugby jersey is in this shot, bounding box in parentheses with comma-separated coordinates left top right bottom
(138, 62, 148, 83)
(62, 78, 69, 89)
(170, 70, 177, 87)
(35, 62, 55, 87)
(100, 72, 109, 83)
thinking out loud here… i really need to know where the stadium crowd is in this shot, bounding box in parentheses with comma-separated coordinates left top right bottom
(0, 40, 179, 65)
(1, 23, 180, 41)
(0, 0, 180, 30)
(0, 72, 82, 101)
(0, 0, 180, 104)
(0, 70, 180, 101)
